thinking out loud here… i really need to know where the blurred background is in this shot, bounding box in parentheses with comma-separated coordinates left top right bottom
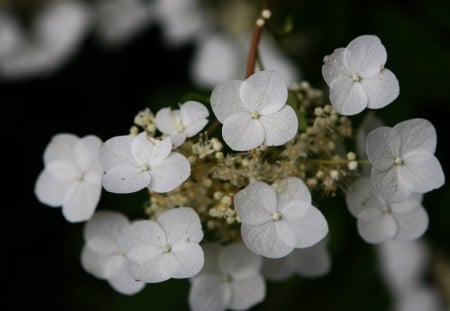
(2, 0, 449, 310)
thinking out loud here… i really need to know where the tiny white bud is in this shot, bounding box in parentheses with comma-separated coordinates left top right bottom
(330, 170, 339, 180)
(348, 161, 358, 170)
(347, 152, 356, 161)
(256, 18, 265, 27)
(261, 9, 272, 19)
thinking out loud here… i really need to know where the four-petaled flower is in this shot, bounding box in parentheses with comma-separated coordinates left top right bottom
(211, 70, 298, 151)
(189, 243, 266, 311)
(118, 207, 204, 283)
(100, 132, 190, 193)
(81, 211, 145, 295)
(234, 177, 328, 258)
(155, 100, 209, 147)
(346, 177, 429, 243)
(35, 134, 103, 222)
(322, 35, 399, 115)
(366, 118, 445, 203)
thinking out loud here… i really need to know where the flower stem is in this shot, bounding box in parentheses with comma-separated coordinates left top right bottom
(308, 159, 371, 165)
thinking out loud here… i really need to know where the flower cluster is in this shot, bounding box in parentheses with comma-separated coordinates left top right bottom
(35, 9, 445, 310)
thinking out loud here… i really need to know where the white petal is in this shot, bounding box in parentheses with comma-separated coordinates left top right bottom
(234, 182, 277, 226)
(273, 177, 311, 209)
(390, 194, 423, 214)
(180, 101, 209, 135)
(100, 135, 137, 171)
(102, 165, 151, 194)
(357, 209, 397, 243)
(157, 207, 203, 244)
(44, 133, 78, 164)
(361, 69, 399, 110)
(46, 160, 79, 180)
(288, 241, 331, 278)
(219, 243, 262, 276)
(292, 206, 329, 248)
(229, 274, 266, 310)
(127, 254, 168, 283)
(133, 134, 172, 167)
(322, 48, 350, 85)
(366, 127, 400, 170)
(155, 107, 177, 135)
(118, 220, 166, 257)
(62, 180, 102, 222)
(240, 71, 288, 115)
(356, 112, 383, 161)
(75, 135, 102, 172)
(164, 243, 204, 279)
(399, 151, 445, 194)
(371, 167, 412, 203)
(346, 177, 383, 217)
(241, 222, 294, 258)
(84, 211, 129, 244)
(148, 152, 190, 193)
(259, 105, 298, 146)
(329, 78, 368, 115)
(81, 245, 124, 279)
(394, 207, 429, 241)
(222, 114, 265, 151)
(108, 262, 145, 295)
(262, 257, 294, 282)
(210, 80, 246, 123)
(35, 170, 75, 206)
(343, 35, 387, 77)
(189, 275, 229, 311)
(395, 118, 437, 154)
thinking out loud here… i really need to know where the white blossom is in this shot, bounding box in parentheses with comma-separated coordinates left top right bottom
(155, 101, 209, 147)
(366, 118, 445, 202)
(346, 177, 429, 243)
(211, 70, 298, 151)
(189, 243, 265, 311)
(100, 133, 190, 193)
(234, 177, 328, 258)
(118, 207, 204, 283)
(81, 211, 144, 295)
(322, 35, 399, 115)
(262, 239, 331, 281)
(35, 134, 103, 222)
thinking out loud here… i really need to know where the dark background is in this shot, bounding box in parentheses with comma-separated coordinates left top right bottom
(2, 0, 450, 310)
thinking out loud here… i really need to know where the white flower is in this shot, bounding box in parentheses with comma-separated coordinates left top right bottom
(100, 132, 190, 193)
(262, 239, 331, 281)
(211, 70, 298, 151)
(366, 118, 445, 202)
(81, 211, 144, 295)
(356, 112, 383, 175)
(118, 207, 204, 283)
(322, 35, 399, 115)
(189, 243, 265, 311)
(234, 177, 328, 258)
(155, 101, 209, 147)
(346, 177, 429, 243)
(35, 134, 103, 222)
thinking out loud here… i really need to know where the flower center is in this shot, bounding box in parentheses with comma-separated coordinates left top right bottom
(162, 244, 172, 253)
(140, 163, 150, 171)
(382, 205, 392, 214)
(251, 111, 260, 119)
(272, 212, 282, 221)
(351, 74, 361, 82)
(222, 274, 233, 282)
(394, 157, 403, 165)
(175, 116, 185, 133)
(76, 172, 85, 181)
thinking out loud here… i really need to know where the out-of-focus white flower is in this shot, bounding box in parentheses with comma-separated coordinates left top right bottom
(0, 1, 91, 79)
(81, 211, 144, 295)
(100, 133, 190, 193)
(322, 35, 399, 115)
(118, 207, 204, 283)
(235, 178, 328, 258)
(35, 134, 103, 222)
(262, 239, 331, 281)
(155, 101, 209, 147)
(94, 0, 151, 47)
(0, 12, 23, 59)
(211, 70, 298, 151)
(366, 118, 445, 203)
(189, 243, 265, 311)
(356, 113, 383, 175)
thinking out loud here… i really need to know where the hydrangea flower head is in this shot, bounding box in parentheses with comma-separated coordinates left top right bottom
(35, 134, 103, 222)
(81, 211, 144, 295)
(346, 177, 429, 244)
(366, 118, 445, 202)
(234, 177, 328, 258)
(211, 70, 298, 151)
(155, 101, 209, 147)
(189, 243, 265, 311)
(118, 207, 204, 283)
(322, 35, 399, 115)
(100, 132, 190, 193)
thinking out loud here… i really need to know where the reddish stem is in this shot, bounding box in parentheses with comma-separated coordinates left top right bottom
(245, 25, 263, 78)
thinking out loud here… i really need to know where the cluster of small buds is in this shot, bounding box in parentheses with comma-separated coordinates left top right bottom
(290, 81, 324, 108)
(191, 134, 223, 159)
(131, 108, 156, 136)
